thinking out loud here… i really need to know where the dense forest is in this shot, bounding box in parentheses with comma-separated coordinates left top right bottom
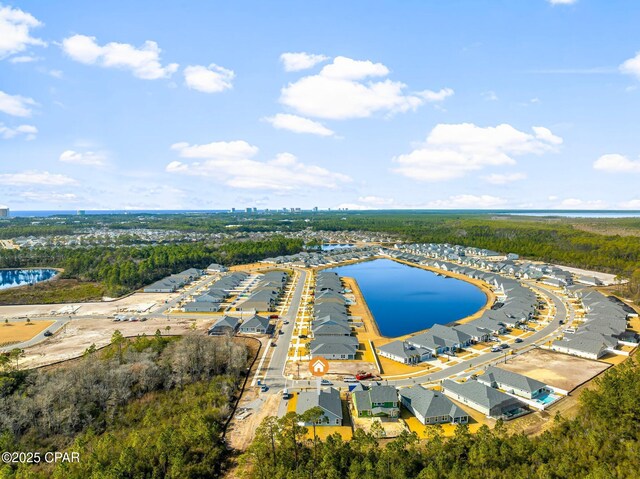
(0, 236, 303, 297)
(240, 358, 640, 479)
(0, 333, 252, 478)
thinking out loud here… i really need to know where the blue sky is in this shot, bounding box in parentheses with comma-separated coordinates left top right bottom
(2, 0, 640, 211)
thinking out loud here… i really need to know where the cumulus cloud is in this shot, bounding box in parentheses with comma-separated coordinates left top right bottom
(0, 90, 37, 117)
(59, 149, 107, 167)
(0, 170, 77, 186)
(280, 56, 453, 120)
(167, 141, 350, 190)
(0, 123, 37, 140)
(264, 113, 335, 136)
(280, 52, 329, 72)
(620, 52, 640, 80)
(8, 55, 38, 63)
(0, 4, 46, 59)
(593, 153, 640, 173)
(61, 34, 178, 80)
(184, 63, 234, 93)
(393, 123, 562, 181)
(482, 172, 527, 184)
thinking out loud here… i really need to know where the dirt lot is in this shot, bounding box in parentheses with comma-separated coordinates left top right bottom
(0, 320, 54, 345)
(18, 316, 214, 368)
(499, 348, 610, 392)
(0, 292, 174, 319)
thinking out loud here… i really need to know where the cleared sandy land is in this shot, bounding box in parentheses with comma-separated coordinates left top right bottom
(499, 348, 610, 392)
(0, 320, 55, 345)
(18, 316, 214, 369)
(0, 292, 174, 319)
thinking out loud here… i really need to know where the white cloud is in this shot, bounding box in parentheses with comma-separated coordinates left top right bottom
(20, 191, 79, 203)
(357, 196, 395, 206)
(482, 91, 498, 101)
(425, 195, 508, 209)
(555, 198, 607, 209)
(482, 172, 527, 184)
(168, 141, 350, 190)
(593, 153, 640, 173)
(620, 52, 640, 80)
(0, 170, 77, 186)
(59, 149, 107, 167)
(0, 123, 37, 140)
(0, 90, 37, 117)
(280, 56, 453, 120)
(419, 88, 455, 102)
(264, 113, 335, 136)
(280, 52, 329, 72)
(619, 199, 640, 209)
(8, 55, 38, 63)
(183, 63, 234, 93)
(0, 4, 46, 59)
(548, 0, 578, 4)
(61, 34, 178, 80)
(393, 123, 562, 181)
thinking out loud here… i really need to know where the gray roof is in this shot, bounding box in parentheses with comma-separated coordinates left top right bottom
(296, 387, 343, 421)
(353, 385, 397, 410)
(399, 385, 467, 420)
(476, 366, 547, 394)
(240, 314, 270, 330)
(442, 379, 519, 410)
(377, 340, 429, 359)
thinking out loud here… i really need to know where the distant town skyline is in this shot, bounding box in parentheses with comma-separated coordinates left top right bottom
(2, 0, 640, 211)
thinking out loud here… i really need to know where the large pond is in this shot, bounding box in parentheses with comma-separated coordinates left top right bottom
(327, 259, 486, 337)
(0, 269, 59, 290)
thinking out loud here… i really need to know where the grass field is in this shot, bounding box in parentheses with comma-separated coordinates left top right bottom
(0, 279, 105, 305)
(0, 320, 55, 345)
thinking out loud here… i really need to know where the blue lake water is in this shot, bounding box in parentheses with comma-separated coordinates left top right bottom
(0, 269, 59, 290)
(327, 259, 486, 337)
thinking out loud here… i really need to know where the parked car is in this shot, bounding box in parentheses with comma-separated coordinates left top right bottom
(283, 320, 290, 324)
(500, 343, 509, 349)
(514, 338, 523, 343)
(269, 314, 279, 319)
(356, 372, 373, 381)
(320, 379, 333, 386)
(260, 385, 269, 392)
(491, 346, 501, 352)
(343, 377, 358, 383)
(270, 342, 277, 347)
(43, 330, 53, 337)
(299, 334, 308, 339)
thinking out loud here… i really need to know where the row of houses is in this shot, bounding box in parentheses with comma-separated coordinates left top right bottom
(261, 246, 378, 269)
(208, 314, 272, 335)
(552, 287, 638, 359)
(236, 271, 289, 312)
(309, 271, 359, 360)
(298, 365, 545, 427)
(182, 272, 249, 313)
(378, 252, 539, 365)
(143, 268, 203, 293)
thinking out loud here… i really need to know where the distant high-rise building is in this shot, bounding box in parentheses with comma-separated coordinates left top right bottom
(230, 207, 236, 213)
(0, 207, 8, 217)
(77, 210, 86, 216)
(246, 207, 252, 213)
(313, 206, 318, 212)
(252, 207, 257, 213)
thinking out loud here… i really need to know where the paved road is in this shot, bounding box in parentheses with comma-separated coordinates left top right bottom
(261, 269, 308, 392)
(0, 317, 70, 352)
